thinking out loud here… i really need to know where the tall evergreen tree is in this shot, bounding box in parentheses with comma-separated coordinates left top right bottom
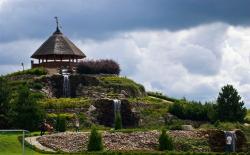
(0, 77, 11, 128)
(217, 84, 247, 122)
(12, 85, 45, 131)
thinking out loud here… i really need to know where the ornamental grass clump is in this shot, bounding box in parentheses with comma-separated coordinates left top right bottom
(87, 126, 103, 151)
(159, 129, 174, 151)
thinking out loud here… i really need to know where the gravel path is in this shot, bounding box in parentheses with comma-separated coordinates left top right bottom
(25, 136, 56, 153)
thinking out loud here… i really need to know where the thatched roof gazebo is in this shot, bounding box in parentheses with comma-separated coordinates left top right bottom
(31, 18, 86, 73)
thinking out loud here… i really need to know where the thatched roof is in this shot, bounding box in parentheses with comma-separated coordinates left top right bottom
(31, 28, 86, 59)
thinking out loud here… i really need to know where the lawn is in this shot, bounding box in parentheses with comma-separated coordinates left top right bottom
(0, 133, 37, 155)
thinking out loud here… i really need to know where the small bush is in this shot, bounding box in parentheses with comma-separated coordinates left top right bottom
(159, 129, 173, 151)
(77, 59, 120, 75)
(55, 114, 66, 132)
(87, 126, 103, 151)
(114, 112, 122, 130)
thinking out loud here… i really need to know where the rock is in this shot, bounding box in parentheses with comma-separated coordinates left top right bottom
(244, 123, 250, 127)
(235, 129, 247, 152)
(207, 129, 226, 152)
(181, 125, 194, 131)
(88, 105, 96, 112)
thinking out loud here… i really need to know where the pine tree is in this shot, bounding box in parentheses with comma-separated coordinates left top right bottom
(159, 129, 173, 151)
(217, 84, 247, 122)
(12, 85, 45, 131)
(87, 126, 103, 151)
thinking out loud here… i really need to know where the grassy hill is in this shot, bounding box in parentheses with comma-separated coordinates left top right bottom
(2, 68, 250, 154)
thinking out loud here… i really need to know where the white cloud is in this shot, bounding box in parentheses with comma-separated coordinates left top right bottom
(2, 22, 250, 107)
(75, 23, 250, 106)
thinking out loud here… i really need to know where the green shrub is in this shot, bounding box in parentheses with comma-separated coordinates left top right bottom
(55, 114, 66, 132)
(168, 100, 216, 122)
(159, 129, 173, 151)
(31, 82, 43, 90)
(7, 68, 47, 77)
(87, 126, 103, 151)
(167, 120, 183, 130)
(114, 112, 122, 130)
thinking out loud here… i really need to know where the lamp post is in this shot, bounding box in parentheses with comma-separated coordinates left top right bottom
(21, 62, 24, 71)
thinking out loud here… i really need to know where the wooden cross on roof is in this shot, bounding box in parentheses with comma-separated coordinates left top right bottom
(54, 16, 59, 29)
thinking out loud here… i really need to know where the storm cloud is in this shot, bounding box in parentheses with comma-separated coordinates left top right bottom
(1, 0, 250, 42)
(1, 0, 250, 106)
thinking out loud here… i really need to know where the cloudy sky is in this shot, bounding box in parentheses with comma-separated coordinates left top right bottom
(1, 0, 250, 106)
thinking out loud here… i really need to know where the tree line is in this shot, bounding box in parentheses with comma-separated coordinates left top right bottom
(169, 84, 247, 123)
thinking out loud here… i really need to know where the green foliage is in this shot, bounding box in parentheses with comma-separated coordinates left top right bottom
(169, 100, 216, 122)
(55, 114, 66, 132)
(78, 113, 92, 128)
(114, 112, 122, 130)
(245, 110, 250, 123)
(0, 77, 12, 128)
(31, 82, 43, 90)
(159, 129, 174, 151)
(47, 113, 74, 120)
(174, 137, 210, 152)
(87, 126, 104, 151)
(217, 84, 247, 122)
(129, 96, 171, 129)
(98, 76, 145, 97)
(12, 85, 45, 131)
(147, 91, 178, 102)
(38, 97, 91, 109)
(166, 119, 184, 130)
(6, 67, 47, 77)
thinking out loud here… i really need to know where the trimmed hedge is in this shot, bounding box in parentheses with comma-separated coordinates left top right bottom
(77, 59, 120, 75)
